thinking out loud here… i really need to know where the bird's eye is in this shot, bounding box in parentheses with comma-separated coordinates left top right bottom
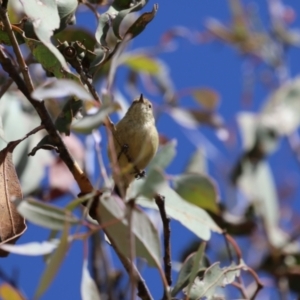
(148, 104, 152, 108)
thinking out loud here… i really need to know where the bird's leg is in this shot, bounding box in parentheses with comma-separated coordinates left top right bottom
(135, 170, 146, 179)
(118, 143, 129, 160)
(119, 143, 145, 179)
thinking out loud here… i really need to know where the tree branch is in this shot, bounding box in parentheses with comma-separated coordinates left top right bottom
(0, 47, 94, 194)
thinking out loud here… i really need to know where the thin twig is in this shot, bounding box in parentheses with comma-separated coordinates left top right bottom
(0, 6, 34, 93)
(223, 230, 233, 262)
(155, 194, 172, 286)
(225, 233, 264, 299)
(223, 231, 249, 298)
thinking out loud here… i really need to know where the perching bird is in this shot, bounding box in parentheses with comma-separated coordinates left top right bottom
(108, 94, 159, 197)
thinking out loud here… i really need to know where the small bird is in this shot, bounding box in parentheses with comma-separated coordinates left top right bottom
(108, 94, 159, 197)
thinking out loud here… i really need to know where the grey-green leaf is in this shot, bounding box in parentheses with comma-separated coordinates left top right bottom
(173, 173, 220, 214)
(34, 225, 69, 299)
(131, 183, 222, 240)
(171, 243, 206, 297)
(71, 103, 120, 134)
(97, 194, 162, 268)
(17, 198, 80, 230)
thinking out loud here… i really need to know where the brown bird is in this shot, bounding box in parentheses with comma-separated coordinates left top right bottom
(108, 94, 159, 197)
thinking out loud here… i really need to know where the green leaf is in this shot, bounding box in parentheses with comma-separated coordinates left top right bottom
(34, 224, 69, 299)
(54, 27, 96, 51)
(17, 198, 80, 230)
(186, 262, 241, 299)
(171, 243, 206, 297)
(112, 0, 136, 11)
(71, 102, 120, 134)
(124, 4, 158, 39)
(122, 54, 161, 75)
(65, 192, 97, 212)
(173, 173, 220, 214)
(148, 140, 176, 170)
(56, 0, 78, 29)
(95, 13, 111, 46)
(32, 79, 92, 101)
(0, 23, 25, 45)
(97, 193, 162, 268)
(24, 36, 80, 81)
(130, 183, 222, 240)
(81, 259, 101, 300)
(112, 0, 149, 39)
(20, 0, 69, 69)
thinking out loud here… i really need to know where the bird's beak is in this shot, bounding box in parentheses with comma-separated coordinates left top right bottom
(138, 94, 144, 103)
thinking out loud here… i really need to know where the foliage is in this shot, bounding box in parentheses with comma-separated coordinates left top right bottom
(0, 0, 300, 300)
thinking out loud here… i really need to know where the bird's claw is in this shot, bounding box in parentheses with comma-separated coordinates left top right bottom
(135, 170, 145, 179)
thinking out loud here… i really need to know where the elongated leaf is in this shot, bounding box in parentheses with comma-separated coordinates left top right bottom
(34, 224, 70, 299)
(0, 283, 26, 300)
(173, 173, 220, 214)
(0, 22, 25, 45)
(0, 240, 58, 256)
(97, 194, 162, 268)
(112, 0, 149, 39)
(71, 103, 120, 134)
(81, 259, 101, 300)
(17, 198, 80, 230)
(124, 4, 158, 39)
(95, 13, 111, 46)
(20, 0, 69, 69)
(171, 243, 206, 297)
(32, 79, 93, 101)
(24, 36, 79, 81)
(169, 107, 198, 129)
(54, 27, 96, 51)
(133, 168, 166, 199)
(0, 142, 27, 257)
(186, 262, 242, 299)
(130, 183, 222, 240)
(122, 54, 161, 75)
